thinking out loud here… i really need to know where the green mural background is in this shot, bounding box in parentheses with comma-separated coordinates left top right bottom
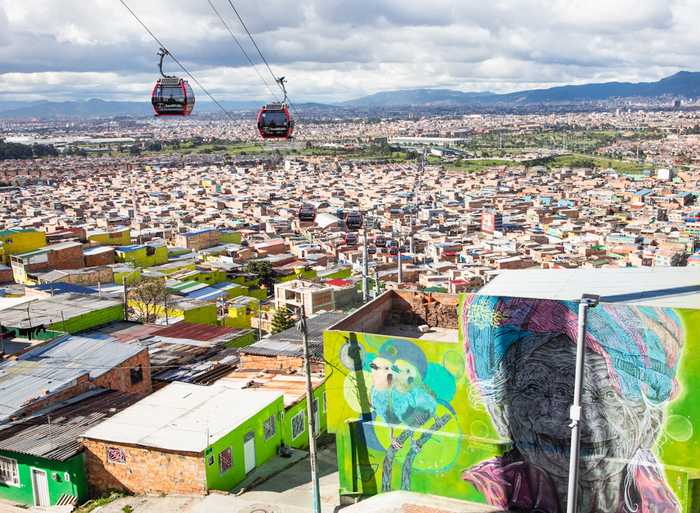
(324, 297, 700, 510)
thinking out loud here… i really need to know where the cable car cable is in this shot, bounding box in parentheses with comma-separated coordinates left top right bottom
(226, 0, 311, 141)
(251, 0, 311, 102)
(119, 0, 244, 128)
(173, 0, 264, 106)
(206, 0, 279, 102)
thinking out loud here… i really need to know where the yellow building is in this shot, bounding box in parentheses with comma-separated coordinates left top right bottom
(0, 229, 47, 266)
(87, 228, 131, 246)
(114, 244, 168, 268)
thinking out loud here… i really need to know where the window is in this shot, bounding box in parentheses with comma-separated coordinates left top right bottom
(107, 446, 127, 465)
(323, 391, 327, 413)
(219, 446, 233, 476)
(109, 232, 121, 239)
(130, 365, 143, 386)
(0, 456, 19, 487)
(263, 414, 276, 442)
(291, 410, 305, 440)
(3, 238, 11, 245)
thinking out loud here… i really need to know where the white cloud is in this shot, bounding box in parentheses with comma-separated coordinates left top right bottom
(0, 0, 698, 103)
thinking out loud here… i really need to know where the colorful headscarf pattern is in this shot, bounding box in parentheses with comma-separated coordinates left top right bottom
(461, 295, 684, 404)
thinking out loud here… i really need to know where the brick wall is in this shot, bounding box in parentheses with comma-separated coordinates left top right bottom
(83, 440, 207, 497)
(85, 252, 115, 267)
(93, 349, 152, 396)
(48, 245, 84, 270)
(239, 354, 324, 372)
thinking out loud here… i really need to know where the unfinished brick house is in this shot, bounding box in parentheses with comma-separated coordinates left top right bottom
(11, 241, 84, 284)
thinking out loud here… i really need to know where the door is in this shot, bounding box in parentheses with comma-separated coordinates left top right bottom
(313, 398, 320, 436)
(31, 468, 50, 507)
(243, 431, 256, 474)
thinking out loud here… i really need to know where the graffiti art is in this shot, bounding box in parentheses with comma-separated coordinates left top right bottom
(324, 295, 699, 512)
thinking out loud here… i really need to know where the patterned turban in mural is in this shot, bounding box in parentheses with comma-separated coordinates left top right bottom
(461, 295, 683, 513)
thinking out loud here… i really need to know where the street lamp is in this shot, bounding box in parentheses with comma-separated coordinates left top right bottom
(566, 293, 600, 513)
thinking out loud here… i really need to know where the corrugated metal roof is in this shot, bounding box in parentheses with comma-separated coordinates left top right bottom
(0, 334, 145, 421)
(0, 389, 142, 461)
(0, 294, 123, 329)
(240, 312, 346, 359)
(157, 322, 248, 343)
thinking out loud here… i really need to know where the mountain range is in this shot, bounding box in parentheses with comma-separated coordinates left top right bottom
(1, 71, 699, 118)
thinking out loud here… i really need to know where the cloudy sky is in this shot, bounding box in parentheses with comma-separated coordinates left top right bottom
(0, 0, 699, 104)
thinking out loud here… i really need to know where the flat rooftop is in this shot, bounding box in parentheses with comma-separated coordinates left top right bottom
(83, 382, 282, 453)
(378, 325, 459, 344)
(479, 267, 700, 308)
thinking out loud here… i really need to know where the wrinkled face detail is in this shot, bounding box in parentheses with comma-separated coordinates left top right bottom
(391, 359, 420, 393)
(370, 357, 393, 391)
(494, 336, 658, 482)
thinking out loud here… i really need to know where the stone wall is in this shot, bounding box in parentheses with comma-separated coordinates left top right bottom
(384, 291, 459, 329)
(83, 440, 207, 497)
(239, 353, 324, 373)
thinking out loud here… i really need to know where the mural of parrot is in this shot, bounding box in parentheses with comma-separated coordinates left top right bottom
(389, 358, 438, 432)
(369, 357, 400, 425)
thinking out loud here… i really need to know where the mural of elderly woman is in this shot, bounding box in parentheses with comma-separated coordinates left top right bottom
(460, 295, 683, 513)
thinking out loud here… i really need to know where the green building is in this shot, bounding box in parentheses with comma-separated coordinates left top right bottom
(114, 244, 167, 268)
(0, 389, 141, 507)
(83, 383, 289, 496)
(87, 229, 131, 247)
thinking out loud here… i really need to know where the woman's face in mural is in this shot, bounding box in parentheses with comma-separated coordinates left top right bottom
(490, 336, 663, 483)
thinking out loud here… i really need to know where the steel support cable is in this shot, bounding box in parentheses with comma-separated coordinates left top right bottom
(207, 0, 279, 102)
(118, 0, 244, 129)
(228, 0, 310, 142)
(173, 0, 263, 106)
(251, 0, 311, 102)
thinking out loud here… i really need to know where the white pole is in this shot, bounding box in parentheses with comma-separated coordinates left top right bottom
(362, 222, 369, 302)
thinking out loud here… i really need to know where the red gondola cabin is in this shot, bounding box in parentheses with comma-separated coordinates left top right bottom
(257, 103, 294, 139)
(152, 77, 195, 116)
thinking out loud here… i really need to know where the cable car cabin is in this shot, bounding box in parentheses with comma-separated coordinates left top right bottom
(389, 246, 399, 256)
(298, 204, 316, 222)
(344, 234, 358, 246)
(152, 77, 195, 116)
(375, 235, 387, 247)
(345, 212, 363, 231)
(258, 103, 294, 139)
(367, 245, 377, 255)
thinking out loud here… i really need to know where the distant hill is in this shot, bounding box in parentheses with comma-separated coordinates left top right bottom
(1, 71, 699, 118)
(338, 89, 496, 107)
(341, 71, 700, 106)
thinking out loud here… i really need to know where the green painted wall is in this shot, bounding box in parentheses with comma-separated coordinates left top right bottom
(47, 305, 124, 334)
(113, 270, 141, 285)
(204, 397, 284, 491)
(323, 268, 352, 280)
(115, 247, 168, 267)
(222, 331, 255, 348)
(281, 384, 327, 450)
(0, 450, 87, 506)
(325, 297, 700, 510)
(183, 304, 218, 325)
(220, 231, 242, 244)
(246, 288, 267, 301)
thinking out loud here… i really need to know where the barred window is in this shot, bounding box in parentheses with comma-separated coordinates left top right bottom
(0, 456, 19, 487)
(291, 410, 305, 440)
(107, 446, 126, 465)
(263, 414, 276, 442)
(130, 365, 143, 386)
(219, 446, 233, 476)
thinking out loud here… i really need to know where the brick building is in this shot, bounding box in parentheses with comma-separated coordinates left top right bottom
(83, 383, 284, 496)
(175, 229, 221, 251)
(11, 241, 84, 284)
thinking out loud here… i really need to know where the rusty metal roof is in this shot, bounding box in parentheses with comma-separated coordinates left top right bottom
(156, 322, 248, 342)
(0, 388, 142, 461)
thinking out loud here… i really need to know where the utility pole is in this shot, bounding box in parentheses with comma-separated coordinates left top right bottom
(397, 238, 403, 285)
(299, 298, 321, 513)
(566, 293, 600, 513)
(122, 276, 129, 322)
(362, 221, 369, 302)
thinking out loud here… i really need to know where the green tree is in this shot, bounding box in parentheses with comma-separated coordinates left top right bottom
(245, 260, 277, 290)
(271, 308, 295, 334)
(127, 276, 175, 323)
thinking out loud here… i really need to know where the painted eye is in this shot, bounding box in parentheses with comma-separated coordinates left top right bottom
(525, 384, 541, 394)
(605, 390, 617, 399)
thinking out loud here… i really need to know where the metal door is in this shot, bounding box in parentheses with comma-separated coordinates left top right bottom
(243, 431, 256, 474)
(31, 468, 50, 507)
(313, 398, 320, 436)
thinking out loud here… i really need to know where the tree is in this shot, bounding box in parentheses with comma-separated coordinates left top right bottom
(271, 308, 295, 334)
(245, 260, 277, 290)
(127, 276, 175, 323)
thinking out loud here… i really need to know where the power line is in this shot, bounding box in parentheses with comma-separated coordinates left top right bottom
(118, 0, 244, 129)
